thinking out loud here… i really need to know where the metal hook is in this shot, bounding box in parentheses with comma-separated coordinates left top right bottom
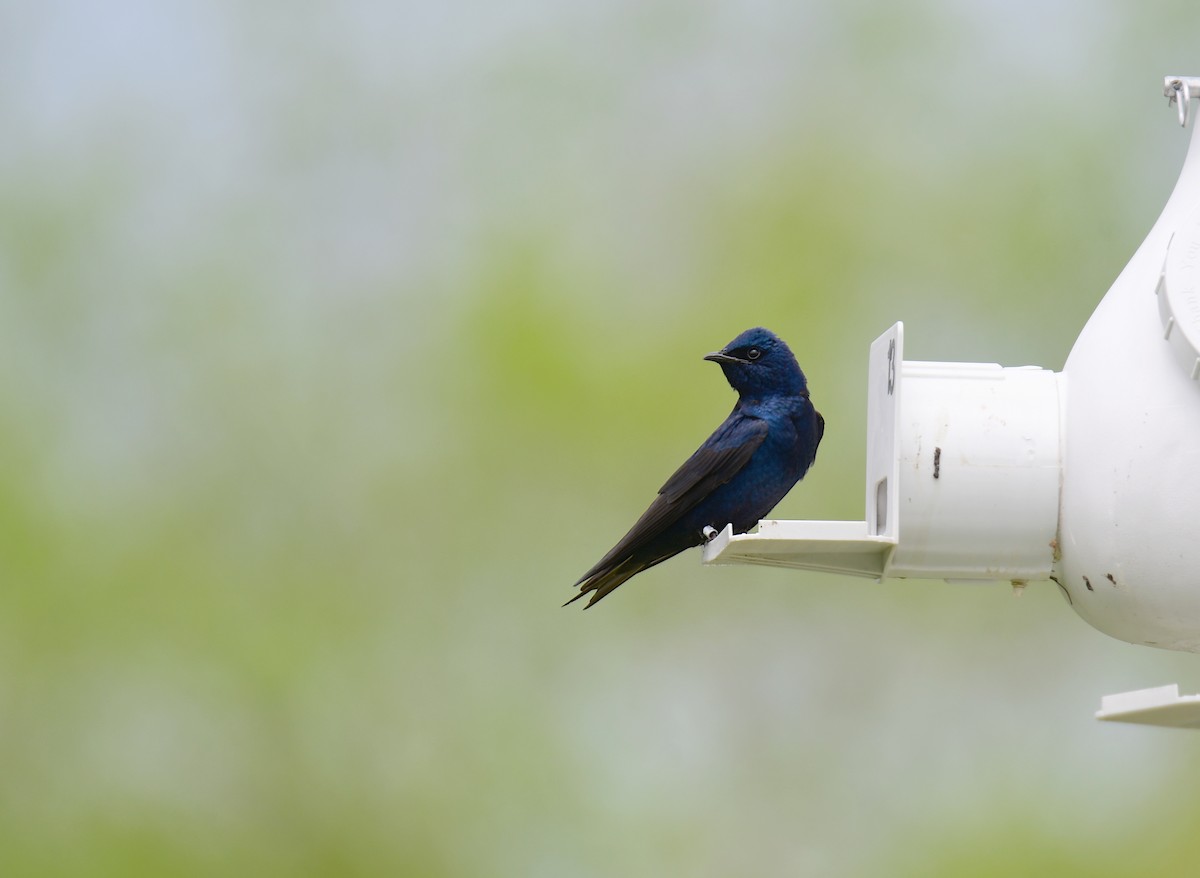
(1164, 76, 1200, 128)
(1166, 78, 1188, 127)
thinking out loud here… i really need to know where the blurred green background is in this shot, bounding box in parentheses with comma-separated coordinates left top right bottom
(5, 1, 1200, 875)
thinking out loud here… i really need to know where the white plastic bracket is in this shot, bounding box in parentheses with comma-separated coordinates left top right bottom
(1096, 685, 1200, 728)
(702, 323, 902, 578)
(702, 322, 1062, 584)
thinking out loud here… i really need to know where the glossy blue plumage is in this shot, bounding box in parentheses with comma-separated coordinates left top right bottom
(567, 327, 823, 608)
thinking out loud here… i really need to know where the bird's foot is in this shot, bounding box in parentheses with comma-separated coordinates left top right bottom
(701, 525, 718, 543)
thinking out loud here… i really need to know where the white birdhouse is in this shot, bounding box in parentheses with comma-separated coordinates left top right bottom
(703, 76, 1200, 728)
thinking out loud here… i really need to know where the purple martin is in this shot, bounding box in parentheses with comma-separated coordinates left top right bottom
(566, 327, 823, 608)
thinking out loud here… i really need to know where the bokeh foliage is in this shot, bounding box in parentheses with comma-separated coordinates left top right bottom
(4, 2, 1200, 875)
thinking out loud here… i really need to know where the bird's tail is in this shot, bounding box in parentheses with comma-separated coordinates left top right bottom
(563, 558, 642, 609)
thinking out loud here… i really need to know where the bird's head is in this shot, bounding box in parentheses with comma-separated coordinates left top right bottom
(704, 327, 808, 399)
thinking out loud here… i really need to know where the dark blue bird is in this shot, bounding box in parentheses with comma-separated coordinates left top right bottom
(566, 327, 823, 608)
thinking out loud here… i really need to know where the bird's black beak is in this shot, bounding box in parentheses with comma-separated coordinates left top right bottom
(704, 350, 747, 365)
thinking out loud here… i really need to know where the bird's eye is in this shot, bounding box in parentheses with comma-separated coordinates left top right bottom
(747, 348, 761, 361)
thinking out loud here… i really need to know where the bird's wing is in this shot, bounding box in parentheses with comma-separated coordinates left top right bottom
(657, 413, 770, 504)
(574, 413, 768, 585)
